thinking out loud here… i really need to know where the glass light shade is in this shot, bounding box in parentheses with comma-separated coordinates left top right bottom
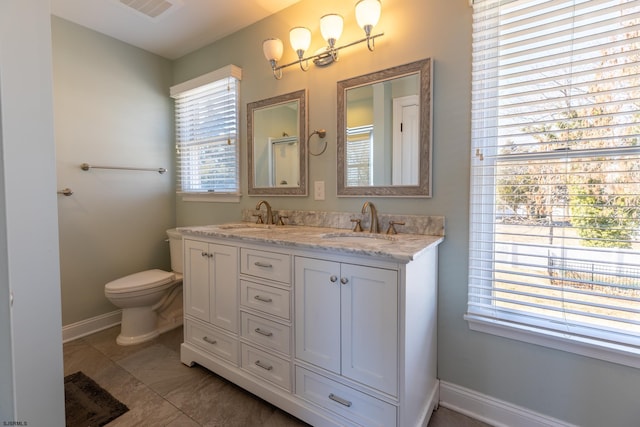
(320, 14, 343, 45)
(289, 27, 312, 55)
(355, 0, 381, 30)
(262, 38, 283, 62)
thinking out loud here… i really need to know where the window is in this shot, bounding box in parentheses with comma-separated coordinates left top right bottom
(346, 125, 374, 186)
(170, 65, 242, 197)
(467, 0, 640, 367)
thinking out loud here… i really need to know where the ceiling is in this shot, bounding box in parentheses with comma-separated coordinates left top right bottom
(51, 0, 301, 60)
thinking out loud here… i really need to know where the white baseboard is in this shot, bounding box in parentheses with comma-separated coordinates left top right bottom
(439, 381, 578, 427)
(62, 310, 122, 343)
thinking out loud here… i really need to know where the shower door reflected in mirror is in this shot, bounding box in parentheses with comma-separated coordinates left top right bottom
(248, 90, 307, 196)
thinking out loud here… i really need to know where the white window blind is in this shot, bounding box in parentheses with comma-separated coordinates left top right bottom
(467, 0, 640, 366)
(171, 65, 242, 194)
(346, 125, 374, 187)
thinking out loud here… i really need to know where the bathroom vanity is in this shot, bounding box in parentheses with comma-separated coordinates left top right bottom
(179, 221, 442, 427)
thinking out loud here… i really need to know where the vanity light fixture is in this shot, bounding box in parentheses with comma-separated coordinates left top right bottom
(263, 0, 383, 80)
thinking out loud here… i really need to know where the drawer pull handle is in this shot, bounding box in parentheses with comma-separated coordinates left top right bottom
(254, 360, 273, 371)
(202, 336, 217, 345)
(328, 393, 352, 407)
(254, 261, 273, 268)
(254, 295, 273, 303)
(254, 328, 274, 337)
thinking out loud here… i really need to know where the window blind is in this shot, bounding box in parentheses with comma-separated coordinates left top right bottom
(467, 0, 640, 364)
(346, 125, 374, 187)
(171, 66, 241, 193)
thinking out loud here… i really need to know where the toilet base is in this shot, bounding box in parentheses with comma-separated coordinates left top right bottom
(117, 306, 160, 346)
(115, 286, 184, 346)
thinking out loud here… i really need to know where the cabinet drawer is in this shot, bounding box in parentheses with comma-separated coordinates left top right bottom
(185, 319, 238, 366)
(295, 367, 397, 427)
(240, 312, 291, 355)
(240, 248, 290, 284)
(241, 344, 291, 391)
(240, 280, 290, 320)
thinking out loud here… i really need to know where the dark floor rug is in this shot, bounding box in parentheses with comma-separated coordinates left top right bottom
(64, 371, 129, 427)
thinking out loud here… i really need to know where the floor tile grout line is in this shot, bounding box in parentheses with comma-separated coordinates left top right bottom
(86, 338, 201, 426)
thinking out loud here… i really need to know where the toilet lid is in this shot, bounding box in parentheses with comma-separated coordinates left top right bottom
(105, 269, 176, 293)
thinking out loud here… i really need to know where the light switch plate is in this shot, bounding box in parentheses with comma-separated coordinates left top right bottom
(314, 181, 325, 200)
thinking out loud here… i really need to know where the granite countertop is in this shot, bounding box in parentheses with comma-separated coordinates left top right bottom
(177, 222, 443, 263)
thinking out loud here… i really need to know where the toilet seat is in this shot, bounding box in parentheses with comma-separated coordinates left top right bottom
(105, 269, 176, 294)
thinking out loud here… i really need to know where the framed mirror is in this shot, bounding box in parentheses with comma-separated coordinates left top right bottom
(337, 58, 432, 197)
(248, 89, 307, 196)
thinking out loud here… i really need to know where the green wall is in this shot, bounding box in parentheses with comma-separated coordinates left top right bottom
(171, 1, 640, 426)
(52, 17, 175, 325)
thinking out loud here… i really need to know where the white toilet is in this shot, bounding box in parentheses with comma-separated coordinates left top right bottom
(104, 228, 184, 346)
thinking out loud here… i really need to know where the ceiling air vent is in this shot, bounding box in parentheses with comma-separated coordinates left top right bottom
(118, 0, 182, 19)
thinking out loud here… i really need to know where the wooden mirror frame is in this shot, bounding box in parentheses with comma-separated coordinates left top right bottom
(337, 58, 433, 197)
(247, 89, 308, 196)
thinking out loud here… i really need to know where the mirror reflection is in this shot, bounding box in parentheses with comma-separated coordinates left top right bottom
(345, 74, 419, 186)
(248, 90, 307, 196)
(337, 58, 432, 197)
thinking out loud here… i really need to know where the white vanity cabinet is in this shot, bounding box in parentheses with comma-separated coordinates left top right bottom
(181, 233, 440, 427)
(238, 247, 293, 391)
(183, 239, 238, 333)
(183, 239, 240, 366)
(294, 256, 398, 395)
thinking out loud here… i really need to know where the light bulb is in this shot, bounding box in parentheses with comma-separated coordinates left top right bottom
(355, 0, 381, 36)
(320, 14, 343, 48)
(289, 27, 311, 59)
(262, 38, 283, 62)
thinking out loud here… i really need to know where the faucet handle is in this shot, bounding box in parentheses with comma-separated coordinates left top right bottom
(350, 219, 363, 232)
(277, 215, 288, 226)
(386, 221, 405, 235)
(253, 213, 264, 224)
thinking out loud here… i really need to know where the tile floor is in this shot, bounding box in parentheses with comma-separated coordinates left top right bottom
(63, 326, 490, 426)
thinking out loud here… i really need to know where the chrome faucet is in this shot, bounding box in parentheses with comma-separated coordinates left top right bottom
(361, 201, 379, 233)
(256, 200, 274, 225)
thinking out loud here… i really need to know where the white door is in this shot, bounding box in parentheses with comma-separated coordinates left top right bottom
(184, 239, 210, 321)
(392, 95, 420, 185)
(208, 243, 239, 332)
(295, 257, 341, 373)
(341, 264, 398, 395)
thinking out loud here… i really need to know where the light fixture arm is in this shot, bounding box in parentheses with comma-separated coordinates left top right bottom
(269, 59, 283, 80)
(363, 25, 376, 51)
(296, 50, 310, 71)
(270, 32, 383, 77)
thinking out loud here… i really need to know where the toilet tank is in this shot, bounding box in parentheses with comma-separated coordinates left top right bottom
(166, 228, 183, 274)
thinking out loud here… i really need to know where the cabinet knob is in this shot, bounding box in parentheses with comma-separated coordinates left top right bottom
(330, 275, 338, 283)
(201, 251, 208, 257)
(340, 277, 349, 285)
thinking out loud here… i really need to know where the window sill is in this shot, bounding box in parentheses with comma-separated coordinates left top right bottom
(179, 192, 241, 203)
(465, 314, 640, 369)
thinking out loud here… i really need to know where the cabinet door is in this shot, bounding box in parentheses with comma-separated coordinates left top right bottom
(208, 243, 239, 333)
(341, 264, 398, 396)
(294, 257, 341, 373)
(184, 239, 210, 322)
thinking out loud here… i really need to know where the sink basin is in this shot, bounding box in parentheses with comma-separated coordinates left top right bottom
(322, 232, 397, 242)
